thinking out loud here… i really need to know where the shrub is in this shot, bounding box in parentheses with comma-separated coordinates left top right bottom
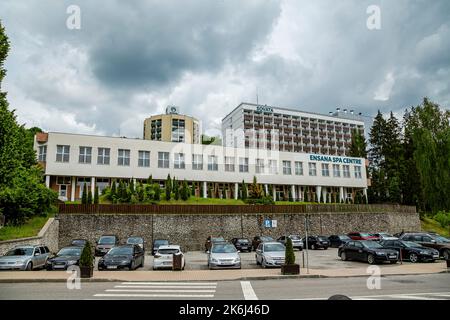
(93, 186, 99, 204)
(434, 211, 450, 228)
(181, 180, 189, 201)
(87, 188, 93, 204)
(245, 196, 275, 205)
(79, 241, 94, 267)
(81, 183, 87, 204)
(153, 183, 161, 201)
(285, 238, 295, 265)
(241, 181, 247, 201)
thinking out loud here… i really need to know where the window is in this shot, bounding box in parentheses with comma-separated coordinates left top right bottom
(38, 145, 47, 162)
(343, 165, 350, 178)
(56, 145, 70, 162)
(208, 155, 218, 171)
(321, 163, 330, 177)
(255, 159, 264, 174)
(295, 161, 303, 175)
(239, 157, 249, 172)
(118, 149, 130, 166)
(282, 161, 292, 175)
(97, 148, 110, 165)
(308, 162, 317, 176)
(333, 164, 340, 177)
(174, 153, 185, 169)
(158, 152, 170, 168)
(192, 154, 203, 170)
(354, 166, 362, 179)
(225, 157, 235, 172)
(78, 146, 92, 164)
(269, 160, 278, 174)
(138, 150, 150, 167)
(56, 176, 71, 185)
(171, 119, 185, 142)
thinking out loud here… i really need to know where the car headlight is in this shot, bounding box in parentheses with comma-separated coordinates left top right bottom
(419, 251, 428, 255)
(15, 261, 25, 265)
(375, 252, 385, 256)
(235, 257, 241, 262)
(67, 260, 77, 265)
(211, 258, 218, 263)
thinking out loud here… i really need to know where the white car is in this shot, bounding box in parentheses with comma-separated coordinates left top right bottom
(153, 245, 185, 270)
(255, 242, 286, 268)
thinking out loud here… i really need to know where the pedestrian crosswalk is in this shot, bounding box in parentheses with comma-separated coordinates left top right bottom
(93, 282, 217, 299)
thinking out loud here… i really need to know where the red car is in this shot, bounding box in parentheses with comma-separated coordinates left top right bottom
(347, 232, 379, 241)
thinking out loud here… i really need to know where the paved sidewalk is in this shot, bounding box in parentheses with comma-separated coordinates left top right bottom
(0, 261, 447, 282)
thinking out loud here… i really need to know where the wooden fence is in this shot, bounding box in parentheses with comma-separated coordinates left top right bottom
(57, 203, 416, 215)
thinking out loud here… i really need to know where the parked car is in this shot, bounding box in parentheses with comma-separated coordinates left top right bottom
(95, 235, 119, 256)
(397, 232, 450, 260)
(0, 245, 50, 271)
(126, 236, 145, 251)
(70, 239, 88, 247)
(255, 241, 286, 268)
(277, 235, 303, 251)
(46, 246, 83, 270)
(231, 238, 251, 252)
(302, 236, 330, 250)
(370, 233, 397, 241)
(207, 243, 241, 269)
(152, 239, 170, 255)
(380, 239, 439, 263)
(338, 240, 398, 264)
(98, 244, 144, 270)
(347, 232, 379, 241)
(328, 235, 352, 248)
(251, 236, 274, 251)
(205, 236, 226, 252)
(153, 245, 185, 270)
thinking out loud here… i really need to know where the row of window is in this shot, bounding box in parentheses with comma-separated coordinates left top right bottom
(42, 145, 363, 179)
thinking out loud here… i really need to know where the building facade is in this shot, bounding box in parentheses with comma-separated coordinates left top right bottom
(143, 106, 200, 144)
(222, 103, 365, 156)
(34, 132, 368, 203)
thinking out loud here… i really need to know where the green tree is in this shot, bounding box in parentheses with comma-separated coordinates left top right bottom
(248, 176, 263, 199)
(110, 181, 117, 203)
(147, 175, 153, 185)
(348, 128, 367, 158)
(79, 241, 94, 267)
(241, 180, 247, 201)
(303, 189, 308, 202)
(153, 183, 161, 201)
(81, 183, 87, 204)
(181, 180, 189, 201)
(137, 182, 145, 202)
(173, 178, 180, 200)
(284, 238, 295, 265)
(129, 178, 135, 195)
(87, 188, 93, 204)
(288, 189, 293, 202)
(93, 186, 99, 204)
(165, 174, 172, 201)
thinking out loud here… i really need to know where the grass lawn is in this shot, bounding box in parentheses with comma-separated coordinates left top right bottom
(421, 216, 450, 238)
(0, 213, 55, 242)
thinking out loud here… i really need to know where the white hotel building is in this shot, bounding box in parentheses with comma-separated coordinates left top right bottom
(34, 104, 369, 203)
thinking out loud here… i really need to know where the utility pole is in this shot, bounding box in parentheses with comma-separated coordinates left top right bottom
(304, 215, 309, 274)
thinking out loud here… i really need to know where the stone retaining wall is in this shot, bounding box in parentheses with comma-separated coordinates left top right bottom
(57, 210, 421, 251)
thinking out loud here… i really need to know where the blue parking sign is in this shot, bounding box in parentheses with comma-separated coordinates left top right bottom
(264, 219, 272, 228)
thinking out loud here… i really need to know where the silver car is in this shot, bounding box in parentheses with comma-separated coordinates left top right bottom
(255, 241, 286, 268)
(208, 243, 241, 269)
(277, 235, 304, 251)
(0, 245, 50, 271)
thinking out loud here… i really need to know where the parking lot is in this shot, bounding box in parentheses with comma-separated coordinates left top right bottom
(90, 247, 440, 271)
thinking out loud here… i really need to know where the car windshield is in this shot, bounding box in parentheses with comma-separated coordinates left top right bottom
(57, 248, 82, 256)
(98, 236, 116, 244)
(264, 243, 285, 252)
(433, 236, 450, 243)
(362, 241, 383, 249)
(318, 236, 328, 241)
(5, 248, 33, 256)
(107, 247, 133, 255)
(289, 235, 301, 240)
(212, 237, 225, 242)
(127, 237, 143, 244)
(211, 244, 236, 253)
(154, 240, 169, 246)
(237, 239, 249, 243)
(403, 241, 423, 248)
(339, 235, 351, 240)
(260, 236, 274, 242)
(71, 240, 86, 246)
(158, 249, 179, 255)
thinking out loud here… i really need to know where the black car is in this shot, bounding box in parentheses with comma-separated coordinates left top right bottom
(338, 240, 398, 264)
(328, 235, 352, 248)
(380, 239, 440, 263)
(70, 239, 88, 247)
(397, 232, 450, 259)
(98, 244, 145, 270)
(46, 246, 83, 270)
(152, 239, 169, 255)
(251, 236, 274, 251)
(302, 236, 330, 250)
(231, 238, 251, 252)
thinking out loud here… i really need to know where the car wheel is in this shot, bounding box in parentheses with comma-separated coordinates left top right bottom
(390, 261, 397, 264)
(341, 252, 347, 261)
(443, 249, 449, 260)
(26, 262, 33, 271)
(367, 254, 376, 265)
(324, 247, 328, 250)
(409, 253, 419, 263)
(261, 258, 266, 268)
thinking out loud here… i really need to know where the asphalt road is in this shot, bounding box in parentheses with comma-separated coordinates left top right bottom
(1, 273, 449, 300)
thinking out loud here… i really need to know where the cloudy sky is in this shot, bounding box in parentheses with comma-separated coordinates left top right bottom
(1, 0, 449, 138)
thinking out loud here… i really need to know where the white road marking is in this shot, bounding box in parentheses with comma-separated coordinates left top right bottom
(115, 285, 216, 289)
(120, 282, 217, 285)
(384, 295, 446, 300)
(240, 281, 258, 300)
(94, 294, 215, 298)
(106, 289, 216, 293)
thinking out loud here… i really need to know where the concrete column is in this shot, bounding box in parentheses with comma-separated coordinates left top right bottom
(91, 177, 96, 194)
(71, 177, 76, 202)
(363, 188, 368, 203)
(339, 186, 344, 202)
(323, 187, 328, 203)
(343, 187, 347, 202)
(272, 185, 276, 201)
(234, 183, 238, 200)
(203, 181, 207, 198)
(316, 186, 322, 202)
(264, 184, 268, 196)
(45, 175, 50, 188)
(291, 185, 296, 202)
